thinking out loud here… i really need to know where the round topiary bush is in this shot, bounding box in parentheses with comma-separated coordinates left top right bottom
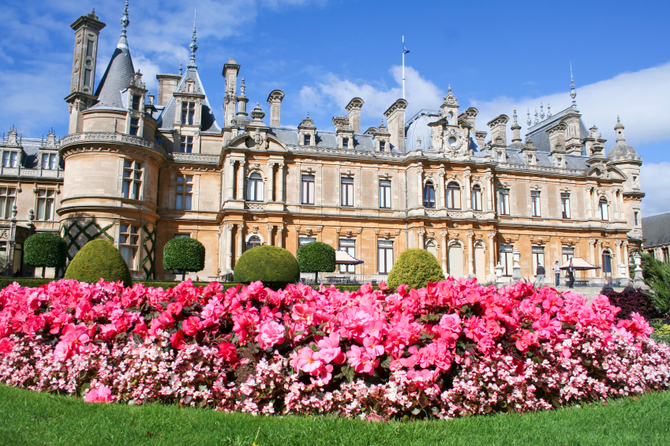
(23, 232, 67, 278)
(387, 248, 446, 289)
(234, 245, 300, 289)
(163, 237, 206, 280)
(64, 239, 132, 287)
(297, 241, 336, 283)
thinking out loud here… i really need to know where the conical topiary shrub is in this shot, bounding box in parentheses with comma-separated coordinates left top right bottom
(234, 245, 300, 289)
(387, 248, 445, 289)
(64, 239, 132, 287)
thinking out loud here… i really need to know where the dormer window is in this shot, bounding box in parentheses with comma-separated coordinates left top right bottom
(180, 136, 193, 153)
(2, 152, 18, 168)
(182, 102, 195, 125)
(131, 94, 141, 111)
(41, 153, 58, 170)
(129, 118, 139, 136)
(342, 137, 349, 149)
(304, 134, 311, 145)
(379, 141, 386, 152)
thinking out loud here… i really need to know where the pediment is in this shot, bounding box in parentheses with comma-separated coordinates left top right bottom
(227, 132, 287, 152)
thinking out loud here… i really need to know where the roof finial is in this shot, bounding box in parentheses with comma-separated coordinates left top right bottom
(547, 103, 552, 117)
(534, 108, 539, 124)
(540, 102, 545, 120)
(118, 0, 130, 49)
(188, 11, 198, 69)
(527, 109, 531, 127)
(513, 109, 518, 125)
(179, 62, 183, 75)
(570, 62, 577, 109)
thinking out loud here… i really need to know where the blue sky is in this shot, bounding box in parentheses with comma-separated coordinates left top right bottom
(2, 0, 669, 215)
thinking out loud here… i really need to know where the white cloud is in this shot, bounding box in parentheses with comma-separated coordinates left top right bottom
(133, 53, 161, 91)
(473, 62, 670, 146)
(300, 66, 443, 127)
(640, 162, 670, 216)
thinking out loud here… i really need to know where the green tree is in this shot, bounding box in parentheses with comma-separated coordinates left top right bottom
(234, 245, 300, 289)
(297, 241, 336, 283)
(23, 233, 67, 278)
(387, 248, 446, 290)
(163, 237, 206, 281)
(64, 239, 132, 287)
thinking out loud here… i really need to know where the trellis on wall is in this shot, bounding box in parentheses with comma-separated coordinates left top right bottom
(140, 223, 156, 280)
(60, 218, 114, 261)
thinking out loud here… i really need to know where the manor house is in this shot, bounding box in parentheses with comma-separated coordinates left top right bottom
(0, 6, 645, 284)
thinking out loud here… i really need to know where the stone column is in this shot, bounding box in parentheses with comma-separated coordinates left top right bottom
(615, 240, 622, 269)
(417, 166, 423, 209)
(268, 162, 276, 202)
(464, 171, 472, 210)
(488, 232, 496, 281)
(438, 171, 445, 208)
(623, 242, 630, 277)
(224, 223, 233, 272)
(467, 231, 475, 277)
(267, 224, 274, 246)
(418, 228, 425, 249)
(278, 163, 285, 203)
(236, 224, 244, 261)
(225, 159, 235, 201)
(441, 230, 448, 276)
(277, 224, 284, 248)
(611, 192, 618, 221)
(485, 173, 493, 212)
(585, 187, 593, 219)
(236, 160, 246, 200)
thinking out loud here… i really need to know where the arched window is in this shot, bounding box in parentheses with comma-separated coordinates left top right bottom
(602, 249, 612, 275)
(446, 182, 461, 209)
(246, 172, 264, 202)
(425, 238, 438, 259)
(245, 235, 262, 251)
(471, 185, 482, 211)
(423, 181, 435, 208)
(598, 197, 609, 221)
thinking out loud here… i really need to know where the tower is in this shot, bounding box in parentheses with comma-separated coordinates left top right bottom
(64, 9, 105, 134)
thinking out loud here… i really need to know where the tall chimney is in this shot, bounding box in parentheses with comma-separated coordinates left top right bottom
(222, 59, 240, 128)
(487, 114, 509, 146)
(345, 97, 364, 133)
(383, 99, 408, 152)
(156, 73, 181, 106)
(267, 90, 285, 127)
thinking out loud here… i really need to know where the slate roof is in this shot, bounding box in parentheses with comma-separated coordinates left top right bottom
(91, 45, 135, 110)
(0, 135, 60, 169)
(270, 127, 396, 153)
(527, 107, 588, 153)
(642, 212, 670, 248)
(158, 67, 221, 133)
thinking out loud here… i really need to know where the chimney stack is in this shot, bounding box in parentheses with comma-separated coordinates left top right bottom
(384, 99, 408, 152)
(487, 114, 509, 146)
(345, 97, 364, 133)
(267, 90, 285, 127)
(156, 73, 182, 106)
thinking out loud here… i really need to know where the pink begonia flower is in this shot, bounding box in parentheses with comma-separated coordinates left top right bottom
(167, 301, 183, 315)
(170, 330, 186, 350)
(346, 345, 378, 375)
(378, 282, 388, 291)
(362, 336, 384, 358)
(132, 322, 148, 338)
(157, 311, 175, 327)
(53, 340, 71, 361)
(61, 323, 90, 347)
(0, 338, 14, 355)
(23, 314, 45, 334)
(98, 323, 117, 341)
(218, 342, 238, 364)
(360, 283, 373, 294)
(532, 313, 562, 339)
(366, 320, 387, 342)
(182, 316, 201, 337)
(291, 346, 323, 374)
(84, 386, 114, 403)
(315, 333, 346, 365)
(255, 320, 285, 350)
(515, 330, 539, 353)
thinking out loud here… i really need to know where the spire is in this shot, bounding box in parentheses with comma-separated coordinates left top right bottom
(179, 62, 183, 75)
(511, 109, 522, 143)
(527, 109, 531, 127)
(118, 0, 130, 49)
(615, 115, 625, 141)
(188, 11, 198, 69)
(570, 62, 577, 109)
(540, 102, 545, 120)
(240, 78, 246, 97)
(547, 103, 552, 117)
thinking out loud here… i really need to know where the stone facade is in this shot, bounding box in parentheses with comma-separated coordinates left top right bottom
(1, 7, 646, 284)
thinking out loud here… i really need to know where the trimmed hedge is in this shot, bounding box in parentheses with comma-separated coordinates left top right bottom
(234, 245, 300, 289)
(0, 278, 54, 290)
(297, 241, 336, 282)
(64, 239, 132, 287)
(24, 233, 67, 277)
(387, 248, 446, 289)
(163, 237, 206, 276)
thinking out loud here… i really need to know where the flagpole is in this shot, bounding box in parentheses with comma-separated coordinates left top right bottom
(402, 35, 406, 99)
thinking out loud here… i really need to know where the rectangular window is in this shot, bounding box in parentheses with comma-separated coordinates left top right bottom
(181, 102, 195, 125)
(379, 179, 391, 209)
(119, 223, 139, 269)
(379, 141, 386, 152)
(446, 184, 461, 209)
(532, 246, 545, 274)
(599, 200, 609, 221)
(303, 134, 311, 145)
(499, 189, 510, 215)
(42, 153, 58, 170)
(663, 247, 669, 262)
(499, 244, 513, 276)
(3, 152, 17, 168)
(84, 68, 91, 87)
(471, 187, 482, 211)
(0, 186, 16, 219)
(175, 175, 193, 210)
(180, 136, 193, 153)
(36, 189, 56, 221)
(299, 237, 316, 247)
(86, 39, 94, 58)
(301, 174, 315, 205)
(122, 160, 142, 200)
(342, 138, 349, 149)
(562, 246, 575, 266)
(378, 240, 394, 274)
(561, 193, 571, 219)
(634, 211, 639, 226)
(339, 238, 356, 273)
(131, 95, 141, 111)
(531, 190, 541, 217)
(341, 177, 354, 207)
(129, 118, 139, 136)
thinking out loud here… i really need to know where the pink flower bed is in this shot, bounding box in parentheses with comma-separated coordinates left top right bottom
(0, 278, 669, 419)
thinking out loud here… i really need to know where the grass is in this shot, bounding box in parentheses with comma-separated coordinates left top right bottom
(0, 385, 669, 445)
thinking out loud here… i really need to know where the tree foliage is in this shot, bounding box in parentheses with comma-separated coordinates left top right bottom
(297, 242, 336, 282)
(163, 237, 206, 277)
(641, 253, 670, 316)
(24, 233, 67, 269)
(387, 248, 445, 289)
(64, 239, 132, 287)
(234, 245, 300, 289)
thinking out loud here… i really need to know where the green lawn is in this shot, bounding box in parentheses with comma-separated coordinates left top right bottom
(0, 384, 668, 445)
